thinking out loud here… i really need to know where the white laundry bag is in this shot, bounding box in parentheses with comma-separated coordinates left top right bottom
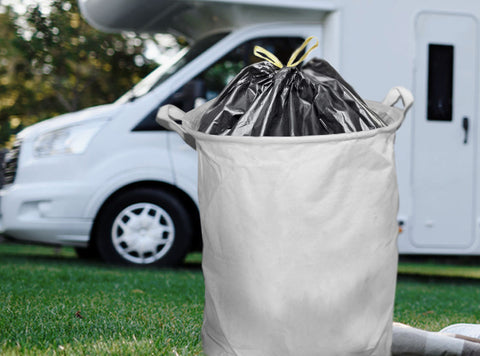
(157, 86, 413, 356)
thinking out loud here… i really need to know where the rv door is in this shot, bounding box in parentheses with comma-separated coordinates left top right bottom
(412, 12, 478, 250)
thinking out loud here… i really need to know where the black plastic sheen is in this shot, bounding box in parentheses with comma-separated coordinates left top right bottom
(198, 58, 385, 136)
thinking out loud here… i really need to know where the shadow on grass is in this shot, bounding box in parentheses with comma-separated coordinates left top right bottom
(0, 240, 202, 271)
(7, 240, 479, 276)
(400, 254, 480, 266)
(398, 254, 480, 284)
(397, 273, 480, 285)
(0, 245, 104, 269)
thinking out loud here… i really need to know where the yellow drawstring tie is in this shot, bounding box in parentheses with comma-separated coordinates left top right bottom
(253, 36, 319, 69)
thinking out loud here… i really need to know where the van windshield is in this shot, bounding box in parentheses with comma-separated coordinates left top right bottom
(116, 32, 228, 104)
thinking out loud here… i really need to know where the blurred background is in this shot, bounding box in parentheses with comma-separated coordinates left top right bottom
(0, 0, 182, 148)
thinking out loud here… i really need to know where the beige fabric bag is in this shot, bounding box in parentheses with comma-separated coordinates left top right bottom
(157, 86, 413, 356)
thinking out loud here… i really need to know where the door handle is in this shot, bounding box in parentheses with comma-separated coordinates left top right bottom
(462, 117, 469, 144)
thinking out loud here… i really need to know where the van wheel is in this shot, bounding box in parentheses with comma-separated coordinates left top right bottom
(95, 188, 193, 267)
(75, 245, 100, 260)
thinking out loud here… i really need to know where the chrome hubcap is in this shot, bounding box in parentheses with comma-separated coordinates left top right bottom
(112, 203, 175, 264)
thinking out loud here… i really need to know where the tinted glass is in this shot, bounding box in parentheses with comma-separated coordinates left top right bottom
(163, 37, 305, 112)
(427, 44, 454, 121)
(134, 36, 305, 131)
(119, 32, 228, 104)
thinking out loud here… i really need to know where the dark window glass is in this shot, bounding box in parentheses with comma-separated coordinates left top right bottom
(134, 36, 305, 131)
(198, 37, 305, 102)
(427, 44, 454, 121)
(162, 36, 305, 112)
(131, 108, 167, 132)
(119, 32, 228, 104)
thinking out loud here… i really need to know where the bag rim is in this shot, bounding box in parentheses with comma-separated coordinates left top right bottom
(187, 102, 405, 145)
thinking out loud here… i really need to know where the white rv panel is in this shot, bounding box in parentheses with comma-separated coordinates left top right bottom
(411, 12, 478, 250)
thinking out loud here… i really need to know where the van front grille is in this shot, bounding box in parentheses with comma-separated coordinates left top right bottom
(3, 138, 22, 186)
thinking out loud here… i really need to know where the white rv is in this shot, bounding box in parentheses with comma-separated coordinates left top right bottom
(0, 0, 478, 266)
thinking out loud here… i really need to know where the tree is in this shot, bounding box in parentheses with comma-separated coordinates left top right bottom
(0, 0, 161, 147)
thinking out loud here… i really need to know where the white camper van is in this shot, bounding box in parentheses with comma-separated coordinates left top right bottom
(1, 0, 478, 266)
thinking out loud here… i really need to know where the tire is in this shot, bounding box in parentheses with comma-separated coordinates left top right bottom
(94, 187, 193, 267)
(75, 245, 100, 260)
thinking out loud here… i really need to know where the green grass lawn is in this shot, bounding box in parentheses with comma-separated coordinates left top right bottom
(0, 243, 205, 355)
(1, 242, 480, 355)
(396, 256, 480, 330)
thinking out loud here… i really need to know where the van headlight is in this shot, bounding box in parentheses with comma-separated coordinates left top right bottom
(33, 119, 108, 157)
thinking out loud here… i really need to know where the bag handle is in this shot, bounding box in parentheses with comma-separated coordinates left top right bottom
(254, 36, 319, 69)
(253, 46, 284, 69)
(382, 86, 414, 114)
(286, 36, 319, 67)
(156, 105, 197, 149)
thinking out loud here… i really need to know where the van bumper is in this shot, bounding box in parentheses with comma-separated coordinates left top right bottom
(0, 183, 93, 247)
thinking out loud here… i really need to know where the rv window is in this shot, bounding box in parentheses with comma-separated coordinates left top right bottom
(118, 32, 228, 103)
(200, 37, 304, 101)
(162, 37, 304, 112)
(135, 37, 305, 131)
(427, 44, 454, 121)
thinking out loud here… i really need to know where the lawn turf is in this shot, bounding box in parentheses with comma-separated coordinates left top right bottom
(0, 243, 204, 355)
(1, 242, 480, 355)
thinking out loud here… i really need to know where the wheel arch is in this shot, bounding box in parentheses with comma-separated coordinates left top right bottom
(90, 180, 202, 251)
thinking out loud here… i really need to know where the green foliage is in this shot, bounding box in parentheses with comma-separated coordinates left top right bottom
(0, 0, 159, 147)
(202, 60, 244, 94)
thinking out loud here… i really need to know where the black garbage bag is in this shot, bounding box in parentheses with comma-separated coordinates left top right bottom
(198, 41, 385, 136)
